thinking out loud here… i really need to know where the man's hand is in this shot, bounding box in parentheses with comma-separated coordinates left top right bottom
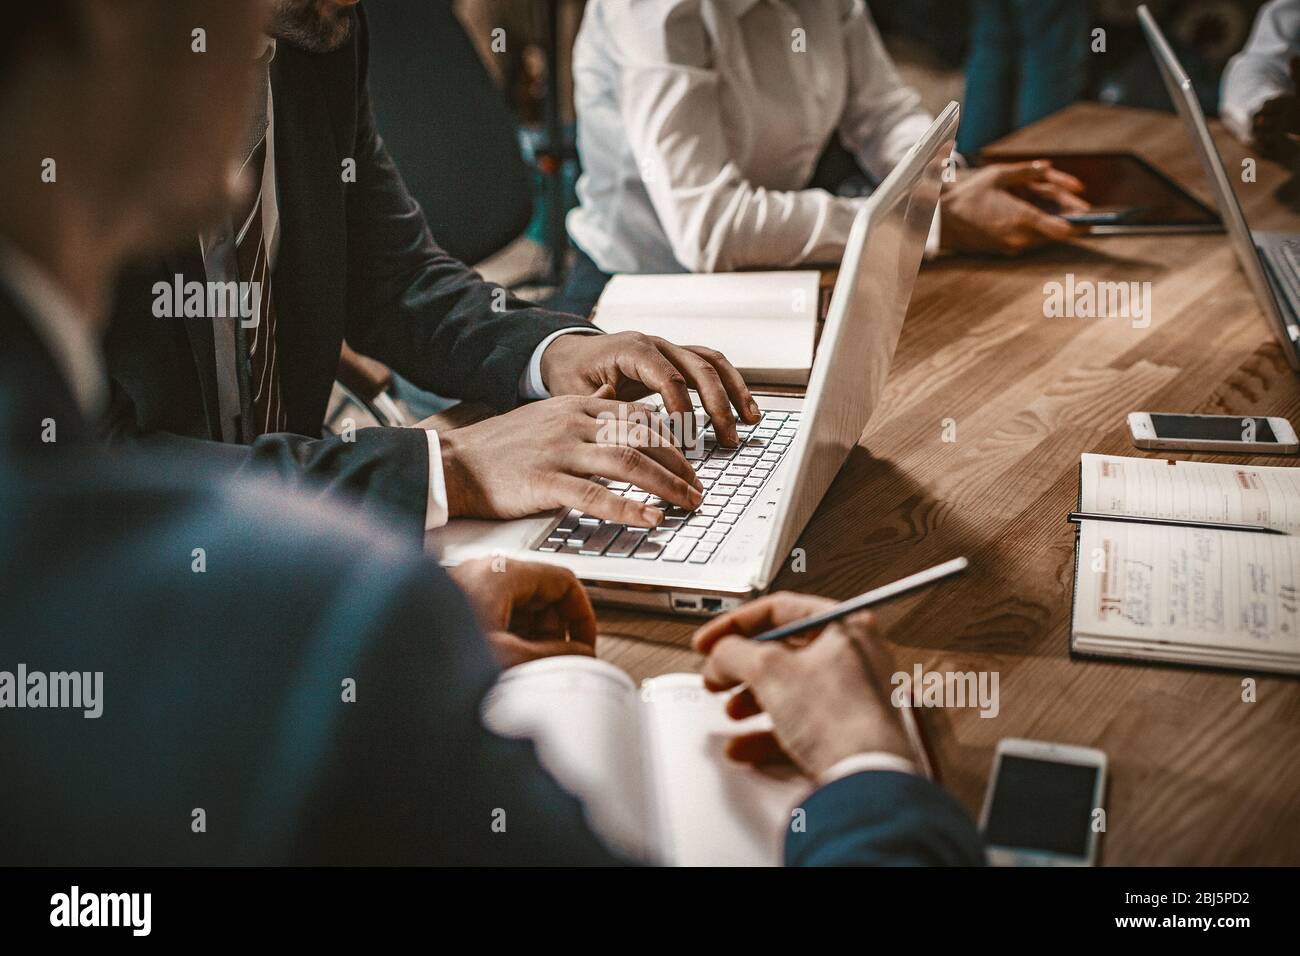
(941, 160, 1089, 256)
(1250, 59, 1300, 159)
(691, 592, 913, 779)
(439, 389, 704, 526)
(539, 331, 761, 446)
(450, 557, 597, 667)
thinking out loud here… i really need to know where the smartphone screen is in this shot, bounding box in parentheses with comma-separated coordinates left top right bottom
(1149, 414, 1278, 443)
(982, 755, 1099, 857)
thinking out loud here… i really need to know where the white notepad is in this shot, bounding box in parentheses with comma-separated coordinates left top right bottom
(591, 272, 821, 386)
(1071, 454, 1300, 674)
(481, 656, 811, 865)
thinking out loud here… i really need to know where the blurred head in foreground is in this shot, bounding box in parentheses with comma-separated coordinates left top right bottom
(0, 0, 270, 320)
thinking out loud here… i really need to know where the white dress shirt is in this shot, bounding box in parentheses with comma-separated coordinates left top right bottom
(197, 39, 592, 531)
(566, 0, 937, 275)
(1221, 0, 1300, 144)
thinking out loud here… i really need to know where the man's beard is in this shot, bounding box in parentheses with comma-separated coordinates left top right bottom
(269, 0, 353, 53)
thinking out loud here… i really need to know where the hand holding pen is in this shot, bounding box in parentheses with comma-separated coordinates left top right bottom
(689, 560, 967, 783)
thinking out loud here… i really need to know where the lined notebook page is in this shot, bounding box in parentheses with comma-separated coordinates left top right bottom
(1074, 519, 1300, 658)
(1079, 454, 1300, 533)
(639, 674, 810, 867)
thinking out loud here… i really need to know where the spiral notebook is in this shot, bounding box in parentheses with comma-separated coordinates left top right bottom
(1070, 454, 1300, 674)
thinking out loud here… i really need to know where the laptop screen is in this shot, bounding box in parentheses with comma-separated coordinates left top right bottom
(758, 104, 958, 586)
(1139, 4, 1299, 361)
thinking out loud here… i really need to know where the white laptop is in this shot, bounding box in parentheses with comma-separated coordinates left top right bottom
(1140, 4, 1300, 371)
(434, 102, 959, 615)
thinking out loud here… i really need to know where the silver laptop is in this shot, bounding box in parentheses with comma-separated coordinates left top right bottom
(435, 102, 959, 615)
(1140, 4, 1300, 371)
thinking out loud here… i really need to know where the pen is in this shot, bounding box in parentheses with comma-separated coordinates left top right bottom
(752, 557, 970, 642)
(747, 559, 966, 783)
(897, 689, 938, 782)
(1066, 512, 1287, 536)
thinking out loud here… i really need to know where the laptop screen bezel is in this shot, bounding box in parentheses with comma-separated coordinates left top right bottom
(756, 103, 960, 588)
(1139, 4, 1300, 367)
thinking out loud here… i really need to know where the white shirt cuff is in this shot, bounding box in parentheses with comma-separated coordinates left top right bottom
(927, 150, 965, 259)
(1223, 90, 1275, 146)
(926, 202, 942, 259)
(818, 752, 919, 786)
(424, 429, 449, 531)
(519, 327, 604, 401)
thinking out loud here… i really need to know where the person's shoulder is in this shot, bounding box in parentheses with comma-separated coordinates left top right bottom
(592, 0, 708, 29)
(146, 457, 420, 582)
(592, 0, 715, 66)
(2, 445, 476, 719)
(10, 447, 425, 603)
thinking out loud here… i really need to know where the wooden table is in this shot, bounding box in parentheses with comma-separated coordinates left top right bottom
(597, 103, 1300, 866)
(425, 103, 1300, 864)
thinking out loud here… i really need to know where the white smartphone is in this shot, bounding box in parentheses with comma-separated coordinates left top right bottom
(979, 738, 1107, 867)
(1127, 412, 1298, 454)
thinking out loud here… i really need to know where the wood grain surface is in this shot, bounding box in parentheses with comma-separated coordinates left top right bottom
(419, 103, 1300, 864)
(591, 104, 1300, 865)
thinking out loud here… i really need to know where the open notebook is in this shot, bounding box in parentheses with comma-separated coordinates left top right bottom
(591, 272, 822, 386)
(481, 656, 811, 865)
(1071, 453, 1300, 674)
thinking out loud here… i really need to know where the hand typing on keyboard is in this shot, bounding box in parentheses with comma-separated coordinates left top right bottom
(537, 330, 761, 447)
(439, 390, 708, 527)
(537, 407, 801, 565)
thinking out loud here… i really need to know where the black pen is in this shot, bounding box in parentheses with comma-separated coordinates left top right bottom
(752, 557, 969, 642)
(1067, 512, 1287, 536)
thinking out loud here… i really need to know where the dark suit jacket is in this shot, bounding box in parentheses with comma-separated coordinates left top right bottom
(2, 290, 983, 866)
(103, 7, 589, 535)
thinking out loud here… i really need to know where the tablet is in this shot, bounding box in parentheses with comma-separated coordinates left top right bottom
(977, 151, 1222, 234)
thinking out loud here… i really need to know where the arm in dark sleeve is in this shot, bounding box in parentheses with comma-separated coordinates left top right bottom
(785, 771, 985, 867)
(101, 382, 433, 536)
(340, 13, 593, 411)
(286, 555, 633, 866)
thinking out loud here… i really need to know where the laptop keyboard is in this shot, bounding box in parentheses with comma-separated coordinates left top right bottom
(1259, 241, 1300, 339)
(1280, 239, 1300, 281)
(534, 407, 800, 565)
(1262, 237, 1300, 296)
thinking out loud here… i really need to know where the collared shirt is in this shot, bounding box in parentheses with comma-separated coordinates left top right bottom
(566, 0, 937, 275)
(0, 239, 107, 420)
(197, 38, 591, 531)
(1221, 0, 1300, 144)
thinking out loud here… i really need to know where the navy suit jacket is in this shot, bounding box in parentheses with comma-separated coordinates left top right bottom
(1, 290, 982, 866)
(102, 7, 590, 536)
